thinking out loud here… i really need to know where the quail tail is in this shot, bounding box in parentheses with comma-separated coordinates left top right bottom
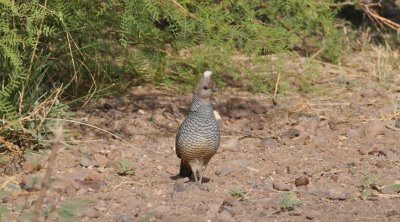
(179, 161, 193, 178)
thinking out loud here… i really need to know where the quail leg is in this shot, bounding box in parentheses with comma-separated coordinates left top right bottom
(198, 170, 203, 185)
(189, 161, 200, 184)
(193, 170, 199, 184)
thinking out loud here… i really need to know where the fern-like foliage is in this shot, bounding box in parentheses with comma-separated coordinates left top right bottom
(0, 0, 343, 152)
(120, 0, 342, 86)
(0, 0, 54, 117)
(0, 0, 68, 154)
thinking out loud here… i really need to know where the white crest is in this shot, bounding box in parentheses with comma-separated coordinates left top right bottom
(203, 70, 212, 78)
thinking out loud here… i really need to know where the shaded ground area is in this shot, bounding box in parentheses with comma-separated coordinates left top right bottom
(3, 49, 400, 221)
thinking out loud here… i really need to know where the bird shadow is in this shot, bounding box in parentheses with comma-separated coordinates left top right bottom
(170, 174, 210, 184)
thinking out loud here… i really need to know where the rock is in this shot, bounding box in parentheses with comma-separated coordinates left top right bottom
(283, 128, 301, 139)
(337, 174, 353, 184)
(173, 178, 190, 192)
(137, 109, 148, 115)
(395, 119, 400, 128)
(215, 168, 234, 177)
(202, 184, 213, 192)
(262, 137, 278, 149)
(115, 213, 134, 222)
(20, 176, 41, 192)
(306, 186, 323, 196)
(327, 189, 351, 200)
(386, 210, 398, 217)
(218, 197, 241, 219)
(79, 154, 94, 168)
(93, 153, 108, 168)
(52, 178, 77, 195)
(153, 206, 169, 219)
(273, 182, 293, 191)
(328, 121, 338, 131)
(288, 209, 302, 216)
(230, 159, 251, 168)
(313, 130, 328, 145)
(330, 175, 339, 182)
(363, 121, 386, 138)
(229, 109, 248, 119)
(83, 208, 100, 218)
(305, 210, 321, 220)
(254, 197, 275, 209)
(120, 124, 135, 136)
(361, 88, 379, 98)
(21, 161, 41, 174)
(74, 177, 101, 191)
(295, 176, 310, 187)
(85, 171, 101, 181)
(125, 198, 143, 210)
(263, 182, 274, 191)
(105, 160, 118, 169)
(102, 102, 115, 110)
(220, 137, 240, 151)
(358, 145, 379, 155)
(336, 74, 351, 85)
(346, 128, 361, 139)
(216, 210, 234, 222)
(301, 117, 320, 135)
(379, 149, 399, 162)
(250, 120, 264, 130)
(375, 160, 389, 168)
(221, 197, 241, 208)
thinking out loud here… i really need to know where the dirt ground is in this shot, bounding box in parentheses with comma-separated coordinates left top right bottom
(3, 47, 400, 221)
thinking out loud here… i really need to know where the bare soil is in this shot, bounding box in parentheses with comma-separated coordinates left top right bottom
(3, 49, 400, 221)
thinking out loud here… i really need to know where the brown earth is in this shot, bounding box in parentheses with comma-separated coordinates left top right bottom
(2, 47, 400, 221)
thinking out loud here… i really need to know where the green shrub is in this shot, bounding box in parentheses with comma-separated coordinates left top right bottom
(0, 0, 343, 153)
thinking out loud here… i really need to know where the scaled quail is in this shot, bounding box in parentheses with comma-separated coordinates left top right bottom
(175, 71, 221, 184)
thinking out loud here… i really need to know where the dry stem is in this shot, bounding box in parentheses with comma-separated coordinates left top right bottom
(32, 124, 63, 222)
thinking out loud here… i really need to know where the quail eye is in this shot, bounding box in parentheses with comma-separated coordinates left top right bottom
(203, 86, 208, 90)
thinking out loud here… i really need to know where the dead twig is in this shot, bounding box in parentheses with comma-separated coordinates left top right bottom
(32, 123, 63, 222)
(0, 136, 22, 154)
(0, 176, 20, 189)
(273, 67, 281, 99)
(112, 179, 146, 191)
(45, 118, 163, 154)
(361, 3, 400, 31)
(19, 0, 48, 114)
(329, 1, 399, 31)
(329, 0, 382, 8)
(328, 1, 355, 8)
(309, 102, 351, 107)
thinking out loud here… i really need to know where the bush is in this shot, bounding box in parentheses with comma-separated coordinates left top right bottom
(0, 0, 342, 154)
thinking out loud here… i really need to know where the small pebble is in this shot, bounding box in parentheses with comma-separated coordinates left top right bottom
(395, 119, 400, 128)
(347, 129, 361, 140)
(215, 168, 234, 177)
(273, 182, 293, 191)
(79, 155, 93, 168)
(93, 153, 108, 168)
(295, 176, 310, 187)
(305, 210, 321, 220)
(361, 88, 379, 98)
(327, 189, 351, 200)
(386, 210, 398, 217)
(284, 128, 301, 139)
(363, 120, 385, 138)
(375, 160, 389, 168)
(379, 149, 399, 162)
